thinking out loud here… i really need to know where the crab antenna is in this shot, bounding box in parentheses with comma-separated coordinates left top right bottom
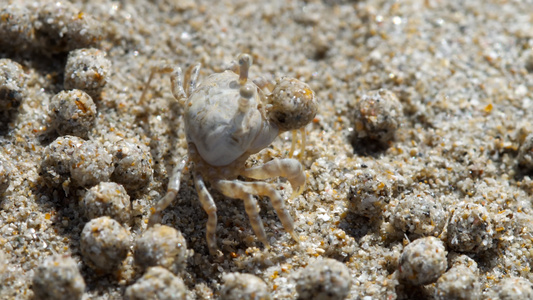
(238, 54, 252, 85)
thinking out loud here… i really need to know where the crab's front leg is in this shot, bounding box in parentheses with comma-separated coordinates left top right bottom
(215, 178, 299, 247)
(216, 180, 270, 249)
(241, 158, 306, 199)
(243, 181, 299, 242)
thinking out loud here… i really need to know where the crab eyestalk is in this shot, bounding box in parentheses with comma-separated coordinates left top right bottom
(238, 53, 252, 85)
(234, 83, 255, 137)
(232, 54, 255, 136)
(238, 84, 254, 111)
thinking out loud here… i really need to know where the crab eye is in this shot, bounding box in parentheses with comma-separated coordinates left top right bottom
(238, 84, 255, 112)
(267, 78, 317, 131)
(239, 84, 254, 99)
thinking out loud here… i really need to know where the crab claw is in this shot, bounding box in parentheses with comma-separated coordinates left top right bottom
(288, 170, 306, 200)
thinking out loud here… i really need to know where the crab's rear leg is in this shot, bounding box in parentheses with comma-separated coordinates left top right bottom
(169, 63, 201, 102)
(139, 62, 201, 108)
(138, 65, 175, 108)
(148, 158, 188, 227)
(182, 63, 201, 96)
(216, 180, 270, 249)
(194, 172, 219, 256)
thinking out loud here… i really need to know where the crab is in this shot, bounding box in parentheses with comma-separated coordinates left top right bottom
(140, 54, 317, 255)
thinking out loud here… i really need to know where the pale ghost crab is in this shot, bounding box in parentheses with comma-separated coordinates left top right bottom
(140, 54, 317, 255)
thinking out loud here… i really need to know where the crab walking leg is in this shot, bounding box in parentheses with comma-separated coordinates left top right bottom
(288, 130, 298, 158)
(216, 180, 269, 248)
(241, 158, 306, 199)
(252, 76, 275, 93)
(139, 65, 174, 106)
(299, 127, 306, 161)
(194, 172, 218, 255)
(288, 128, 308, 161)
(243, 181, 299, 242)
(170, 67, 186, 103)
(148, 158, 188, 227)
(184, 63, 201, 96)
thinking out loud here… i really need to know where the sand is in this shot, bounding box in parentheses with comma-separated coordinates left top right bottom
(1, 0, 533, 299)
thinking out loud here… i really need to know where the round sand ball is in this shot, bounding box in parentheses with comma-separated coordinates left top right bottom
(70, 139, 114, 187)
(220, 272, 271, 300)
(134, 224, 187, 273)
(448, 253, 478, 273)
(82, 182, 131, 224)
(64, 48, 111, 98)
(0, 58, 27, 111)
(80, 216, 131, 272)
(33, 2, 101, 53)
(435, 265, 481, 300)
(447, 202, 494, 253)
(49, 89, 96, 139)
(353, 89, 403, 143)
(32, 254, 86, 300)
(111, 141, 153, 192)
(41, 135, 84, 188)
(124, 266, 187, 300)
(267, 77, 318, 132)
(487, 277, 533, 300)
(398, 236, 447, 286)
(348, 172, 387, 218)
(392, 193, 447, 237)
(295, 258, 351, 300)
(518, 134, 533, 170)
(0, 4, 34, 51)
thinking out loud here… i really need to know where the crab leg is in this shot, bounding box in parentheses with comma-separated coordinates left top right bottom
(288, 130, 298, 158)
(253, 76, 275, 93)
(148, 158, 187, 227)
(184, 63, 201, 95)
(216, 180, 269, 249)
(242, 181, 299, 243)
(194, 172, 218, 255)
(288, 128, 308, 161)
(139, 65, 175, 106)
(299, 127, 307, 160)
(241, 158, 306, 199)
(170, 67, 186, 102)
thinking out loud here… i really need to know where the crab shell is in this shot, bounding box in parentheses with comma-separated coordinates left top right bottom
(184, 70, 279, 167)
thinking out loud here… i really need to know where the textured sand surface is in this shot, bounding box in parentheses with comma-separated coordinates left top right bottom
(2, 0, 533, 299)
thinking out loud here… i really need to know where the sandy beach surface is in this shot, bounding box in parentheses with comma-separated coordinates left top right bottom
(1, 0, 533, 299)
